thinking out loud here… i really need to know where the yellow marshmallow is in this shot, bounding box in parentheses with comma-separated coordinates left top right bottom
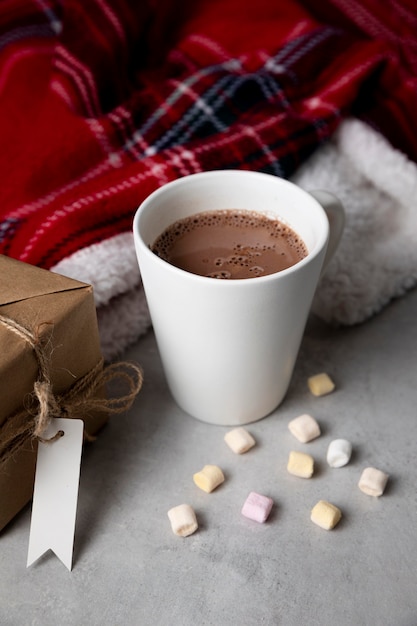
(311, 500, 342, 530)
(308, 372, 335, 396)
(287, 450, 314, 478)
(193, 464, 225, 493)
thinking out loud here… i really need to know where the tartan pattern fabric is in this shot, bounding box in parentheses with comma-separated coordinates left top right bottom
(0, 0, 416, 269)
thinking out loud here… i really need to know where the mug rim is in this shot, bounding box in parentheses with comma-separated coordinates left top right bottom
(133, 169, 329, 284)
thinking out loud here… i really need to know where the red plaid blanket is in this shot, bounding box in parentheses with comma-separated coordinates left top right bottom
(1, 0, 416, 269)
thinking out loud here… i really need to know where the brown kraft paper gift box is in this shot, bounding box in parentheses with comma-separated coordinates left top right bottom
(0, 255, 109, 532)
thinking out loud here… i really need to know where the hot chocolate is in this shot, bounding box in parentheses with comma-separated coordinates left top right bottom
(151, 209, 308, 279)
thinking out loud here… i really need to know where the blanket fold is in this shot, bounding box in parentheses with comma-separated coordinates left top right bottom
(1, 0, 416, 358)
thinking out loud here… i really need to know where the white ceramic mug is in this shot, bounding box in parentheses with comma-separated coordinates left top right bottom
(133, 170, 344, 425)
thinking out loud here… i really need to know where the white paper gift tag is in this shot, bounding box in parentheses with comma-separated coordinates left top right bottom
(27, 418, 84, 571)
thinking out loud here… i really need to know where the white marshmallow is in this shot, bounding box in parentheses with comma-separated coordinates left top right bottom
(288, 413, 321, 443)
(358, 467, 389, 496)
(167, 504, 198, 537)
(327, 439, 352, 468)
(224, 427, 256, 454)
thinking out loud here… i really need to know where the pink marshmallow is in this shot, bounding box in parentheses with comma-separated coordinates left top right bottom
(241, 491, 274, 523)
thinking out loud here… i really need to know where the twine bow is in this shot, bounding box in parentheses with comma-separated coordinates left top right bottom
(0, 314, 143, 462)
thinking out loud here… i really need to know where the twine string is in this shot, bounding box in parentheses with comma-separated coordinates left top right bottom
(0, 313, 143, 460)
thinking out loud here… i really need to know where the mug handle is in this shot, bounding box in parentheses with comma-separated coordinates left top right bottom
(309, 190, 345, 273)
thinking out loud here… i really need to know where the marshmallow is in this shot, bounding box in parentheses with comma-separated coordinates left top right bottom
(327, 439, 352, 468)
(167, 504, 198, 537)
(241, 491, 274, 523)
(308, 373, 335, 396)
(311, 500, 342, 530)
(193, 464, 225, 493)
(358, 467, 389, 496)
(224, 427, 256, 454)
(288, 413, 321, 443)
(287, 450, 314, 478)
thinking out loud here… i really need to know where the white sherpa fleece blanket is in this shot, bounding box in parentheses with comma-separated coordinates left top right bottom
(52, 119, 417, 361)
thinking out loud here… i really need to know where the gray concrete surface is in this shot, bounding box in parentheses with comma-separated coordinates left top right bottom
(1, 287, 417, 626)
